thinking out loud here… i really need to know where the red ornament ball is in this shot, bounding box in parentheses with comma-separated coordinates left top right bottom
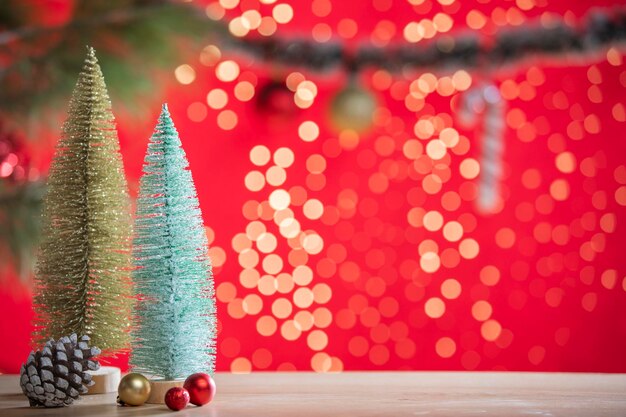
(164, 387, 190, 411)
(183, 373, 216, 406)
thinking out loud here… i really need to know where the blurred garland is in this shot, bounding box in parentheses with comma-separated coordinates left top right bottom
(228, 8, 626, 72)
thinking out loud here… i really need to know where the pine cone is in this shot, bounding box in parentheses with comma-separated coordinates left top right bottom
(20, 334, 101, 407)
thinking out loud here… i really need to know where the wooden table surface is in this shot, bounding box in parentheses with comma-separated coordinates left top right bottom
(1, 372, 625, 416)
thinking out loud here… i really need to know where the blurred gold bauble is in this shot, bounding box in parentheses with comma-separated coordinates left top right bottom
(118, 373, 151, 406)
(329, 85, 377, 133)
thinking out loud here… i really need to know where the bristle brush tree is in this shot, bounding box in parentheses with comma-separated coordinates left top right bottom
(32, 47, 132, 352)
(130, 105, 216, 385)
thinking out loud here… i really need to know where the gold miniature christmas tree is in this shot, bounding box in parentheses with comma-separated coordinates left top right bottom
(32, 47, 132, 352)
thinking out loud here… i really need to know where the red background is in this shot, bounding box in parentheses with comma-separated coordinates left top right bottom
(1, 0, 626, 373)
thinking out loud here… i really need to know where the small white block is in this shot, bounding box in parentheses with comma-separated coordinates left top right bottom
(86, 366, 121, 394)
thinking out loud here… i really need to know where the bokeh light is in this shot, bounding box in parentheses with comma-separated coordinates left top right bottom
(7, 0, 625, 377)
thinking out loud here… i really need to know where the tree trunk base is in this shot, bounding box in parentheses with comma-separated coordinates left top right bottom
(147, 379, 185, 404)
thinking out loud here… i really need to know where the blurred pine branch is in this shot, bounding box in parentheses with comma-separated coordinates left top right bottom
(0, 0, 217, 125)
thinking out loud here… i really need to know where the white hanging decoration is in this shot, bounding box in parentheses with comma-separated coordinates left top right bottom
(459, 83, 506, 213)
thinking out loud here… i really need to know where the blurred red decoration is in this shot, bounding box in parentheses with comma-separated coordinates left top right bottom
(0, 124, 32, 183)
(256, 80, 299, 122)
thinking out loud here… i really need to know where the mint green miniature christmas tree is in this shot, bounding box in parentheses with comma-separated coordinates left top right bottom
(130, 104, 216, 380)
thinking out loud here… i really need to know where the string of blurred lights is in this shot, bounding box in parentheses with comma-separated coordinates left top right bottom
(218, 8, 626, 73)
(198, 6, 626, 142)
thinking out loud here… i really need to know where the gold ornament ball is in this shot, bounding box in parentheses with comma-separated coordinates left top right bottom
(329, 85, 377, 133)
(118, 373, 151, 406)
